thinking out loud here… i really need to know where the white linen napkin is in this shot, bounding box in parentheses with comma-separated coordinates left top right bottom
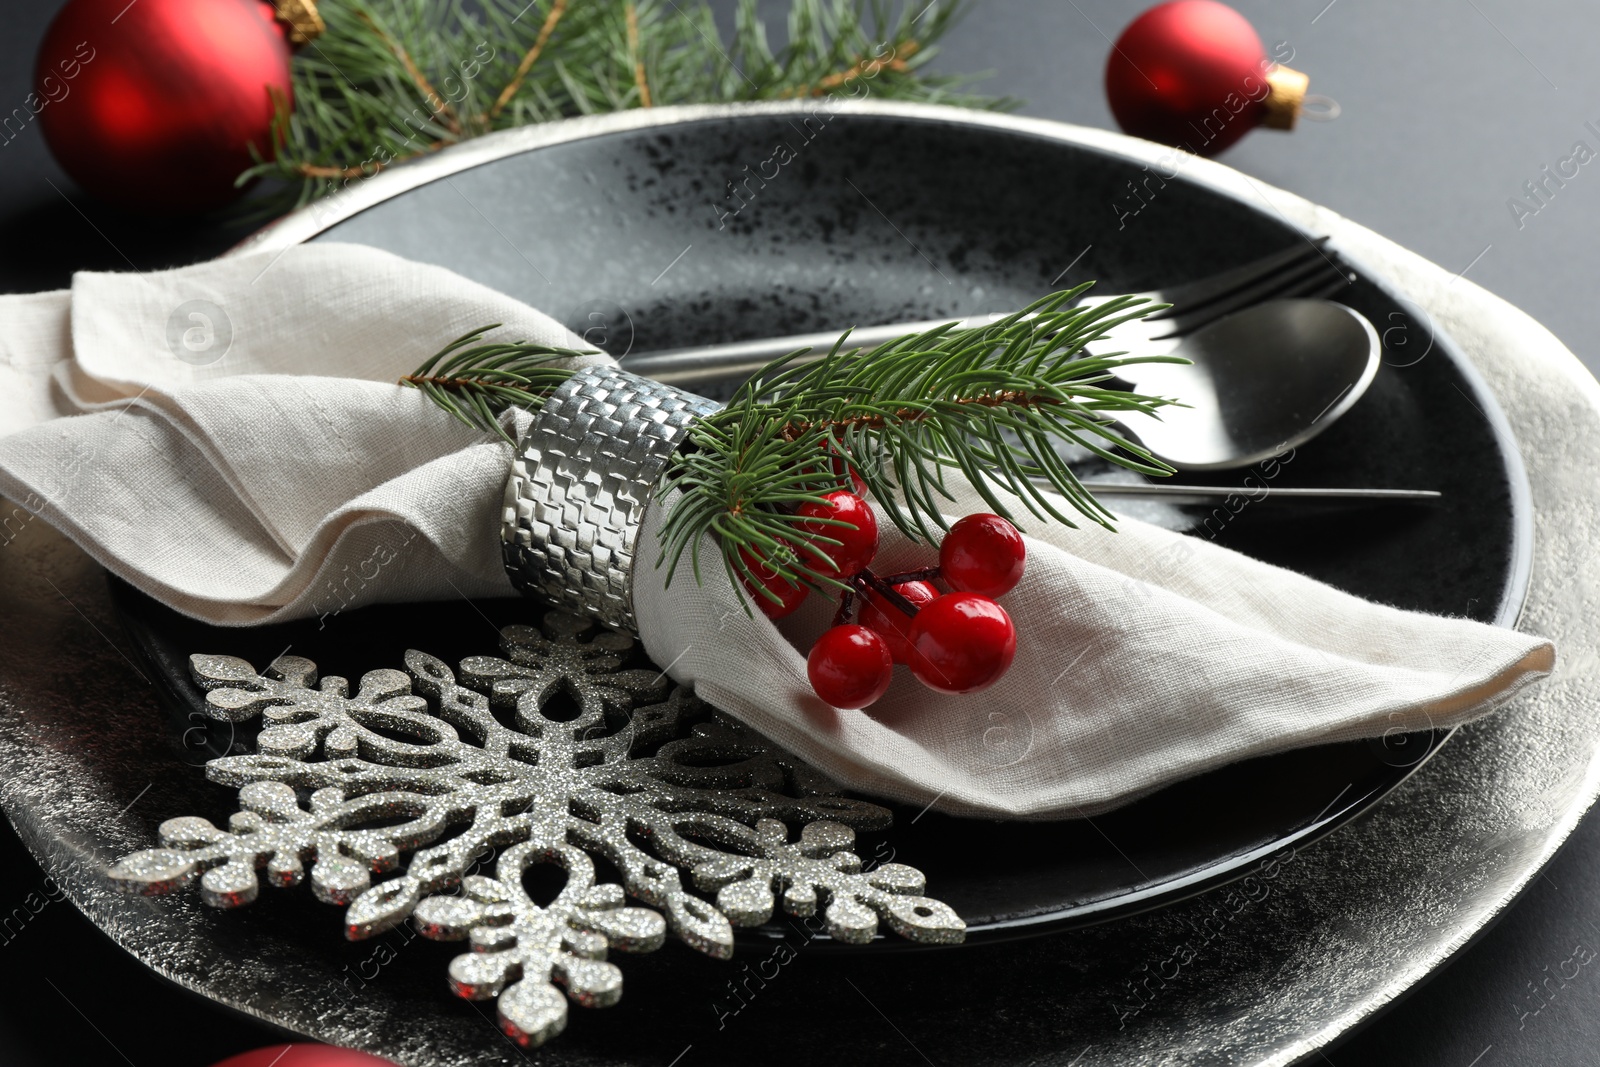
(0, 243, 611, 625)
(0, 245, 1554, 818)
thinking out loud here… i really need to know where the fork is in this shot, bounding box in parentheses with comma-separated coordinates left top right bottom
(620, 238, 1356, 387)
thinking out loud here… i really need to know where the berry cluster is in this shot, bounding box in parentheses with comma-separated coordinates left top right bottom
(741, 488, 1026, 710)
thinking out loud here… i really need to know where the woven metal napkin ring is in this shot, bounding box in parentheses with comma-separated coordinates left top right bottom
(501, 365, 721, 632)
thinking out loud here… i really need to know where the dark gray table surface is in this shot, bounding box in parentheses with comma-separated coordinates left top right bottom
(2, 2, 1598, 1065)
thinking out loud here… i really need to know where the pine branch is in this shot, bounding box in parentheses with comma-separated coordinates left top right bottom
(655, 289, 1186, 598)
(399, 326, 589, 442)
(403, 296, 1184, 611)
(240, 0, 1016, 216)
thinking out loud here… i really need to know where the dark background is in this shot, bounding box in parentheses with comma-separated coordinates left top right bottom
(2, 1, 1599, 1064)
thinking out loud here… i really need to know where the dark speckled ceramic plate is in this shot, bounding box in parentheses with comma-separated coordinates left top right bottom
(113, 104, 1531, 947)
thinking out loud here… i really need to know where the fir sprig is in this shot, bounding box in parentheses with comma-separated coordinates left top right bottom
(654, 288, 1185, 600)
(403, 291, 1185, 612)
(399, 325, 587, 440)
(246, 0, 1014, 214)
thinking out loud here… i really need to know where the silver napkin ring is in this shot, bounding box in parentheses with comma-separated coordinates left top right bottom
(501, 365, 721, 632)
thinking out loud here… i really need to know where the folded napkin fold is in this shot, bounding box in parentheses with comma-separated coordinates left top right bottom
(0, 245, 1553, 818)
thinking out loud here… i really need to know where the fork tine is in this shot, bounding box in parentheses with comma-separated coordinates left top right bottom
(1140, 238, 1332, 319)
(1302, 273, 1358, 302)
(1075, 239, 1328, 311)
(1151, 255, 1353, 338)
(619, 236, 1351, 388)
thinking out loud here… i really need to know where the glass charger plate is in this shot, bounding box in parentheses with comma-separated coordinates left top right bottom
(0, 103, 1592, 1067)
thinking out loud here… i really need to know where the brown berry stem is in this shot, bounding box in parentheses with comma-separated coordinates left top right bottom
(880, 566, 942, 586)
(854, 568, 922, 618)
(831, 587, 856, 628)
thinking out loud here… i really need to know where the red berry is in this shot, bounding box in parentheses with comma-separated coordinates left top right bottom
(794, 491, 878, 578)
(737, 546, 808, 619)
(807, 625, 894, 709)
(940, 513, 1026, 597)
(859, 580, 939, 664)
(907, 593, 1017, 694)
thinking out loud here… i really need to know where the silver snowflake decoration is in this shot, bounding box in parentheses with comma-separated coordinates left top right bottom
(109, 611, 964, 1047)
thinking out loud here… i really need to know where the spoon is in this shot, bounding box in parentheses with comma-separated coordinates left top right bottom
(1101, 299, 1380, 470)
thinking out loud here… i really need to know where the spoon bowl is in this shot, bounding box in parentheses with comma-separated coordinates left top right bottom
(1110, 299, 1381, 470)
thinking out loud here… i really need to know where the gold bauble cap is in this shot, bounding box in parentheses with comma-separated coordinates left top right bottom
(274, 0, 325, 47)
(1262, 65, 1311, 131)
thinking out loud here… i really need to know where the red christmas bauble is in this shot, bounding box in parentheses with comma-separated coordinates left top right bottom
(1104, 1, 1308, 156)
(34, 0, 302, 213)
(210, 1044, 399, 1067)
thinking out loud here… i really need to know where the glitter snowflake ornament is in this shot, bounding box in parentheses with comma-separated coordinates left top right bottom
(110, 611, 964, 1047)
